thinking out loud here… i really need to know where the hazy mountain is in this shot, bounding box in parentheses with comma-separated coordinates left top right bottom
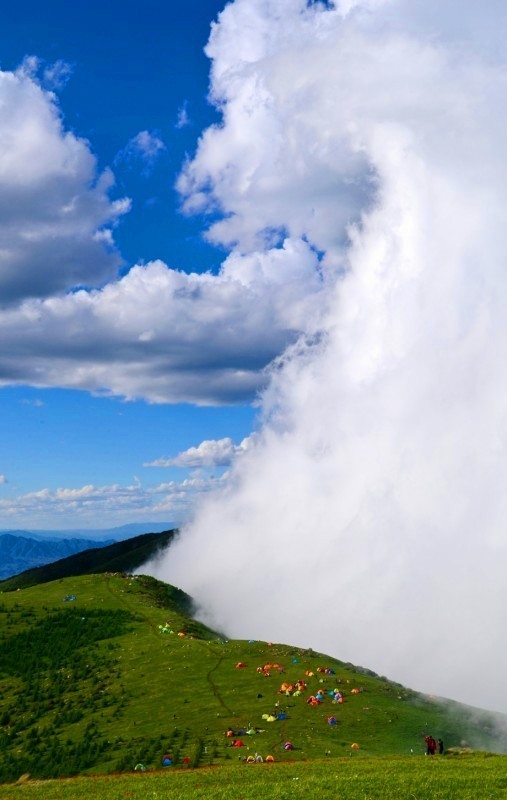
(0, 522, 174, 542)
(0, 533, 115, 580)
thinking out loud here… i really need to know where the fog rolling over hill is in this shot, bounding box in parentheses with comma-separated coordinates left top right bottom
(149, 0, 507, 716)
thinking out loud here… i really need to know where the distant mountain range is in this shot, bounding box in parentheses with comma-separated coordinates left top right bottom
(0, 522, 173, 542)
(0, 533, 116, 580)
(0, 529, 177, 590)
(0, 523, 175, 580)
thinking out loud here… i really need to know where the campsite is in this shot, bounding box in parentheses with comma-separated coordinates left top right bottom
(0, 567, 506, 797)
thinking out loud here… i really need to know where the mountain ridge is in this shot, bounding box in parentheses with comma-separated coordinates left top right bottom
(0, 529, 177, 590)
(0, 533, 115, 580)
(0, 522, 173, 541)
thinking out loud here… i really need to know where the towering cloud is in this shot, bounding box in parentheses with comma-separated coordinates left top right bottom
(151, 0, 507, 712)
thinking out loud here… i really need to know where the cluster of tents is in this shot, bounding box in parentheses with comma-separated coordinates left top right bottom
(162, 755, 191, 766)
(246, 754, 276, 763)
(278, 679, 308, 696)
(225, 726, 263, 738)
(261, 712, 286, 722)
(158, 624, 187, 637)
(256, 662, 285, 677)
(62, 594, 76, 602)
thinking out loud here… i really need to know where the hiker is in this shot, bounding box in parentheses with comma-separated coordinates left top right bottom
(424, 736, 436, 755)
(438, 738, 444, 754)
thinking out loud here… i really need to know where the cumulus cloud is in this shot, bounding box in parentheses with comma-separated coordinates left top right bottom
(0, 59, 327, 403)
(0, 65, 129, 305)
(145, 436, 253, 468)
(0, 237, 325, 403)
(115, 130, 166, 175)
(149, 0, 507, 714)
(0, 475, 219, 527)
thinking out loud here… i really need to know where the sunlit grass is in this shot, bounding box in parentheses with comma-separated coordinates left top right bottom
(1, 756, 506, 800)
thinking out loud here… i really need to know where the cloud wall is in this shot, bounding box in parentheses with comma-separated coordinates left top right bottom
(151, 0, 507, 712)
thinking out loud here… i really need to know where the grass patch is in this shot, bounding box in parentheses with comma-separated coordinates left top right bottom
(0, 756, 506, 799)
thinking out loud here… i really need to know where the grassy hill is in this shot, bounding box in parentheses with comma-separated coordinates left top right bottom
(0, 530, 176, 591)
(0, 571, 505, 785)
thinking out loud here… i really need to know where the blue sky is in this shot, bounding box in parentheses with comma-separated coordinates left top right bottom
(0, 0, 262, 529)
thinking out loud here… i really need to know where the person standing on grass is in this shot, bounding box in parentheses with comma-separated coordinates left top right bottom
(438, 738, 444, 754)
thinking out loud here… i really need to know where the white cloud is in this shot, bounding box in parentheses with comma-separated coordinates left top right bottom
(176, 102, 190, 129)
(150, 0, 507, 715)
(115, 130, 166, 175)
(0, 475, 7, 485)
(145, 436, 253, 468)
(0, 54, 331, 404)
(0, 65, 130, 305)
(0, 238, 325, 403)
(0, 475, 219, 527)
(42, 59, 73, 91)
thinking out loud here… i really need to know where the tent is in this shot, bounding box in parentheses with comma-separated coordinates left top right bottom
(233, 740, 245, 747)
(327, 716, 337, 726)
(284, 742, 294, 751)
(236, 662, 248, 668)
(134, 763, 146, 772)
(266, 755, 275, 762)
(162, 757, 172, 766)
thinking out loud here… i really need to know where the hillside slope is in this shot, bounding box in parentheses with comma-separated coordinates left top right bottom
(0, 530, 176, 591)
(0, 572, 505, 782)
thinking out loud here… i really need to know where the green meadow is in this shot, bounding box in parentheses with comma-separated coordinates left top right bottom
(0, 569, 505, 794)
(0, 756, 506, 800)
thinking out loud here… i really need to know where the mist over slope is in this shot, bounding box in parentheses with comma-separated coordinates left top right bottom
(149, 0, 507, 714)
